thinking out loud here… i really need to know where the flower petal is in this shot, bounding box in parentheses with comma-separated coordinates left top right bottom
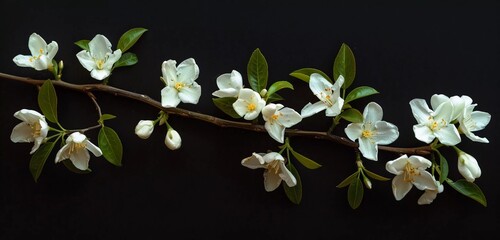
(14, 109, 44, 123)
(470, 111, 491, 131)
(385, 154, 408, 175)
(432, 101, 453, 123)
(10, 122, 34, 143)
(233, 99, 249, 117)
(212, 88, 239, 98)
(103, 49, 122, 69)
(301, 101, 327, 118)
(13, 55, 34, 68)
(276, 107, 302, 128)
(418, 189, 439, 205)
(31, 137, 44, 154)
(178, 82, 201, 104)
(413, 124, 435, 144)
(344, 123, 362, 141)
(89, 34, 112, 59)
(85, 140, 102, 157)
(325, 97, 344, 117)
(241, 153, 265, 169)
(262, 152, 284, 163)
(278, 161, 297, 187)
(90, 69, 111, 80)
(409, 99, 432, 124)
(46, 41, 58, 61)
(309, 73, 332, 96)
(265, 121, 285, 143)
(70, 148, 90, 171)
(412, 170, 437, 191)
(261, 103, 278, 122)
(430, 94, 449, 111)
(263, 170, 282, 192)
(392, 174, 413, 201)
(28, 33, 47, 56)
(161, 86, 180, 108)
(332, 75, 344, 91)
(462, 130, 489, 143)
(55, 144, 70, 163)
(162, 60, 178, 84)
(363, 102, 383, 123)
(373, 121, 399, 145)
(177, 58, 199, 84)
(434, 125, 461, 146)
(359, 137, 378, 161)
(76, 50, 96, 72)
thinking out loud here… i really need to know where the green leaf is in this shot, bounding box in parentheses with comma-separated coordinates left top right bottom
(339, 108, 363, 123)
(435, 151, 449, 183)
(342, 103, 352, 110)
(345, 86, 379, 103)
(38, 80, 58, 123)
(363, 169, 390, 181)
(283, 162, 302, 205)
(333, 43, 356, 89)
(447, 179, 487, 207)
(117, 27, 148, 52)
(212, 97, 241, 118)
(63, 160, 92, 174)
(289, 68, 332, 83)
(74, 40, 90, 51)
(247, 48, 268, 92)
(98, 126, 123, 167)
(29, 142, 55, 182)
(113, 52, 138, 68)
(267, 93, 284, 103)
(99, 114, 117, 123)
(266, 81, 294, 99)
(337, 171, 359, 188)
(289, 148, 322, 169)
(348, 178, 364, 209)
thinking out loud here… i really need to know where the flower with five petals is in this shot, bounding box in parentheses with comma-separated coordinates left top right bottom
(76, 34, 122, 80)
(55, 132, 102, 171)
(232, 88, 266, 120)
(301, 73, 344, 118)
(160, 58, 202, 108)
(10, 109, 49, 154)
(262, 103, 302, 143)
(212, 70, 243, 98)
(241, 152, 297, 192)
(13, 33, 59, 71)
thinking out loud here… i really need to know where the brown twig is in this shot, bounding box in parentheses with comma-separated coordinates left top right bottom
(0, 72, 432, 155)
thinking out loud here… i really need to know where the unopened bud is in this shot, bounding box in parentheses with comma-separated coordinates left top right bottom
(165, 128, 182, 150)
(260, 88, 267, 97)
(363, 176, 372, 189)
(135, 120, 155, 139)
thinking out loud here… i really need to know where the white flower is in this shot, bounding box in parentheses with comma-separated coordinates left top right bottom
(418, 180, 444, 205)
(386, 154, 439, 202)
(262, 103, 302, 143)
(212, 70, 243, 98)
(10, 109, 49, 154)
(55, 132, 102, 171)
(457, 151, 481, 182)
(160, 58, 201, 108)
(165, 128, 182, 150)
(458, 99, 491, 143)
(409, 98, 461, 146)
(13, 33, 58, 71)
(135, 120, 155, 139)
(430, 94, 468, 121)
(76, 34, 122, 80)
(232, 88, 266, 120)
(301, 73, 344, 118)
(344, 102, 399, 161)
(241, 152, 297, 192)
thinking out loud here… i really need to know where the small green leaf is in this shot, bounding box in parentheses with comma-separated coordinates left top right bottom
(337, 171, 359, 188)
(363, 169, 390, 181)
(98, 126, 123, 167)
(266, 81, 294, 99)
(289, 148, 322, 169)
(333, 43, 356, 89)
(345, 86, 379, 103)
(113, 52, 138, 68)
(342, 103, 352, 110)
(247, 48, 268, 92)
(339, 108, 363, 123)
(29, 142, 56, 182)
(435, 151, 449, 183)
(38, 80, 58, 123)
(212, 97, 241, 118)
(447, 179, 487, 207)
(289, 68, 332, 83)
(267, 93, 284, 103)
(117, 27, 148, 52)
(74, 40, 90, 51)
(63, 160, 92, 174)
(99, 114, 117, 122)
(348, 178, 364, 209)
(283, 162, 302, 205)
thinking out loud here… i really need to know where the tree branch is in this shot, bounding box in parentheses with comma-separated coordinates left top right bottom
(0, 72, 432, 155)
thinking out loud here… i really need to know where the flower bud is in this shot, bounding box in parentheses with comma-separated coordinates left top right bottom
(363, 175, 372, 189)
(260, 88, 267, 97)
(165, 128, 182, 150)
(135, 120, 155, 139)
(457, 151, 481, 182)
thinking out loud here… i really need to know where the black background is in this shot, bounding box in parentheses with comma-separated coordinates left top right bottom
(1, 0, 499, 239)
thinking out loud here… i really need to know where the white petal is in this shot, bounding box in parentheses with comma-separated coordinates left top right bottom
(385, 154, 408, 175)
(373, 121, 399, 145)
(161, 86, 180, 108)
(276, 107, 301, 128)
(55, 144, 70, 163)
(90, 69, 111, 80)
(28, 33, 47, 56)
(70, 148, 90, 170)
(89, 34, 112, 59)
(161, 60, 178, 84)
(177, 58, 199, 84)
(10, 122, 34, 143)
(432, 101, 453, 123)
(359, 137, 378, 161)
(409, 99, 432, 124)
(85, 140, 102, 157)
(363, 102, 383, 123)
(233, 99, 249, 117)
(14, 109, 44, 123)
(263, 170, 282, 192)
(241, 153, 265, 169)
(344, 123, 362, 141)
(449, 95, 466, 120)
(76, 50, 96, 72)
(31, 55, 49, 71)
(265, 121, 285, 143)
(301, 101, 327, 118)
(237, 88, 258, 101)
(413, 124, 435, 143)
(418, 189, 439, 205)
(470, 111, 491, 131)
(103, 49, 122, 69)
(430, 94, 449, 111)
(325, 97, 344, 117)
(332, 75, 344, 91)
(462, 130, 489, 143)
(212, 88, 239, 98)
(178, 82, 201, 104)
(309, 73, 332, 96)
(262, 152, 284, 163)
(229, 70, 243, 89)
(407, 155, 432, 169)
(46, 41, 58, 61)
(392, 174, 413, 201)
(262, 104, 278, 122)
(244, 110, 260, 121)
(31, 137, 44, 154)
(434, 125, 461, 146)
(69, 132, 87, 143)
(13, 55, 35, 68)
(412, 171, 438, 191)
(278, 161, 297, 187)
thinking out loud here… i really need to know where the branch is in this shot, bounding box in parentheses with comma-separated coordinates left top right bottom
(0, 72, 432, 155)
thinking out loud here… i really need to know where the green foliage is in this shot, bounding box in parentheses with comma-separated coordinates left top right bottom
(114, 52, 138, 68)
(247, 48, 268, 92)
(339, 108, 363, 123)
(289, 147, 322, 169)
(333, 43, 356, 89)
(363, 168, 390, 181)
(447, 179, 487, 207)
(266, 81, 293, 101)
(38, 80, 58, 123)
(289, 68, 331, 83)
(348, 177, 364, 209)
(283, 161, 302, 205)
(434, 150, 449, 183)
(74, 39, 90, 51)
(117, 28, 148, 52)
(212, 97, 241, 118)
(266, 93, 284, 103)
(98, 126, 123, 167)
(337, 171, 359, 188)
(29, 142, 55, 182)
(345, 86, 379, 103)
(98, 114, 117, 125)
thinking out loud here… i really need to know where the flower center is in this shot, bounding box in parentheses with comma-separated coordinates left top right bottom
(247, 103, 256, 112)
(31, 122, 42, 137)
(323, 94, 334, 106)
(96, 59, 105, 70)
(267, 160, 280, 174)
(362, 130, 373, 138)
(403, 162, 420, 182)
(272, 114, 280, 120)
(175, 82, 185, 91)
(68, 142, 87, 155)
(428, 116, 447, 131)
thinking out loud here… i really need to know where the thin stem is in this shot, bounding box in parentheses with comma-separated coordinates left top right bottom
(0, 72, 433, 155)
(87, 92, 102, 119)
(67, 124, 102, 134)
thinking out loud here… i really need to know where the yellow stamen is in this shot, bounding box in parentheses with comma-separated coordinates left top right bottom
(247, 103, 256, 111)
(39, 48, 44, 54)
(362, 130, 373, 138)
(272, 114, 279, 120)
(403, 162, 420, 182)
(68, 142, 87, 155)
(31, 122, 42, 137)
(267, 160, 280, 174)
(174, 82, 185, 91)
(96, 59, 105, 70)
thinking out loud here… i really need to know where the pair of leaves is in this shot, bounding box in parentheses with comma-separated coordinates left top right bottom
(337, 168, 389, 209)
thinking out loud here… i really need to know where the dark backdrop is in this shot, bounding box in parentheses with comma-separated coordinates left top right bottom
(1, 0, 499, 239)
